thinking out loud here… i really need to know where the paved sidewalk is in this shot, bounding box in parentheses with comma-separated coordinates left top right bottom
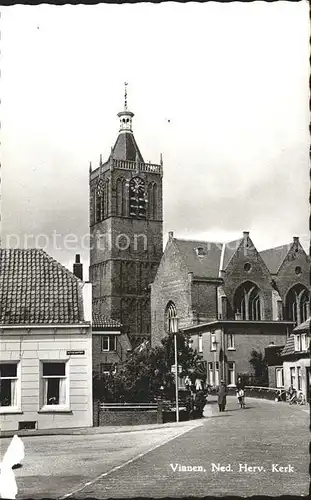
(2, 396, 308, 438)
(0, 417, 197, 439)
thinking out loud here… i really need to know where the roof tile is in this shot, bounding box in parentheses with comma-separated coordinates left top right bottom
(0, 249, 84, 325)
(92, 311, 121, 329)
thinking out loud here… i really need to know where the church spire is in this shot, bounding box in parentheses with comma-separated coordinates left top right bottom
(117, 82, 134, 134)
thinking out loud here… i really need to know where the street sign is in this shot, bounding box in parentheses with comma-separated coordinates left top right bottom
(66, 350, 85, 355)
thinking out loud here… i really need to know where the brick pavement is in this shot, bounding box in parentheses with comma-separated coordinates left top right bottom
(71, 396, 310, 498)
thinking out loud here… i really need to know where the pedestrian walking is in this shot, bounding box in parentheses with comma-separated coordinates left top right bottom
(217, 380, 227, 412)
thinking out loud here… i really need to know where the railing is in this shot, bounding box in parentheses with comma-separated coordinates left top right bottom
(112, 159, 162, 174)
(226, 385, 287, 401)
(100, 402, 158, 410)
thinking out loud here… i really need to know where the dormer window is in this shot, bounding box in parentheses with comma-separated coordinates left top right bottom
(294, 334, 308, 352)
(196, 247, 205, 256)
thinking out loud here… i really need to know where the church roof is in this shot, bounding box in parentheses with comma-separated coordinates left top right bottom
(0, 248, 84, 325)
(111, 132, 144, 162)
(173, 239, 223, 279)
(260, 243, 291, 274)
(222, 238, 243, 270)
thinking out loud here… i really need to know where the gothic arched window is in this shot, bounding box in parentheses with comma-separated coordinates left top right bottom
(152, 183, 157, 219)
(104, 179, 109, 218)
(147, 183, 153, 219)
(129, 177, 146, 218)
(234, 281, 262, 321)
(165, 301, 177, 334)
(285, 284, 310, 325)
(95, 178, 105, 223)
(116, 177, 127, 216)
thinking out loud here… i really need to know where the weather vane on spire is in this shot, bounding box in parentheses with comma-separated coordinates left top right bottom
(124, 82, 128, 110)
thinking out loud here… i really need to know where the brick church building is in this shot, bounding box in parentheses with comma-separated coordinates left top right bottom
(151, 231, 310, 386)
(89, 91, 309, 387)
(89, 89, 163, 348)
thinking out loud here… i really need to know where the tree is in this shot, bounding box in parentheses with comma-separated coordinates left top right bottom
(93, 331, 204, 402)
(249, 349, 268, 386)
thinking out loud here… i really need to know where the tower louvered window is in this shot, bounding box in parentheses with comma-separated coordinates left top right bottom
(129, 177, 146, 218)
(116, 178, 127, 216)
(96, 178, 105, 222)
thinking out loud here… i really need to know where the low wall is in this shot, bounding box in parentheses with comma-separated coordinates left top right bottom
(93, 401, 195, 427)
(98, 409, 158, 426)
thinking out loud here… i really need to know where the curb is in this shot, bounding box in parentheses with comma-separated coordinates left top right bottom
(0, 418, 202, 439)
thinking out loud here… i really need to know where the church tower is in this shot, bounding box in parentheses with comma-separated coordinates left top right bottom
(89, 85, 163, 347)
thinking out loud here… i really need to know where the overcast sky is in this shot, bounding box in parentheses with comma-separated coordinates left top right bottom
(1, 2, 309, 276)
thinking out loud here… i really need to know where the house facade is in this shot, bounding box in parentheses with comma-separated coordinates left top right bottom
(0, 249, 93, 432)
(151, 231, 309, 386)
(92, 311, 131, 375)
(281, 318, 310, 401)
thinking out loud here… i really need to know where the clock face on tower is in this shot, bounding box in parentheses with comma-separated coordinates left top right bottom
(129, 177, 146, 218)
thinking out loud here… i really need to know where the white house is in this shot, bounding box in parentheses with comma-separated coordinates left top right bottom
(0, 248, 93, 432)
(281, 318, 310, 401)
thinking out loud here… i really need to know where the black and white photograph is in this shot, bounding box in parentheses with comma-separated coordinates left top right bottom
(0, 1, 309, 498)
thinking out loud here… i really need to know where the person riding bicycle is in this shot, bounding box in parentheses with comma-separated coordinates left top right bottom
(236, 376, 246, 408)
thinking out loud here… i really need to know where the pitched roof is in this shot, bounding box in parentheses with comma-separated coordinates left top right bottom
(173, 239, 223, 279)
(260, 243, 291, 274)
(0, 248, 84, 325)
(293, 318, 310, 333)
(92, 311, 122, 330)
(111, 132, 144, 162)
(222, 238, 243, 270)
(281, 320, 310, 356)
(281, 335, 295, 356)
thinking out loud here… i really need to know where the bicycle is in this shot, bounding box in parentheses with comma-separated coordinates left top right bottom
(289, 391, 306, 406)
(237, 389, 246, 409)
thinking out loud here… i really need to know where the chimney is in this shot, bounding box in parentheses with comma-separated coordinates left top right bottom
(243, 231, 249, 238)
(73, 254, 83, 280)
(168, 231, 174, 239)
(293, 236, 299, 243)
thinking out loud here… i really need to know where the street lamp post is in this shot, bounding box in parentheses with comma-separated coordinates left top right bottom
(171, 316, 180, 423)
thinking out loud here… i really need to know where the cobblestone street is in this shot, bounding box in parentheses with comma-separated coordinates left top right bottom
(2, 396, 308, 499)
(71, 396, 309, 498)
